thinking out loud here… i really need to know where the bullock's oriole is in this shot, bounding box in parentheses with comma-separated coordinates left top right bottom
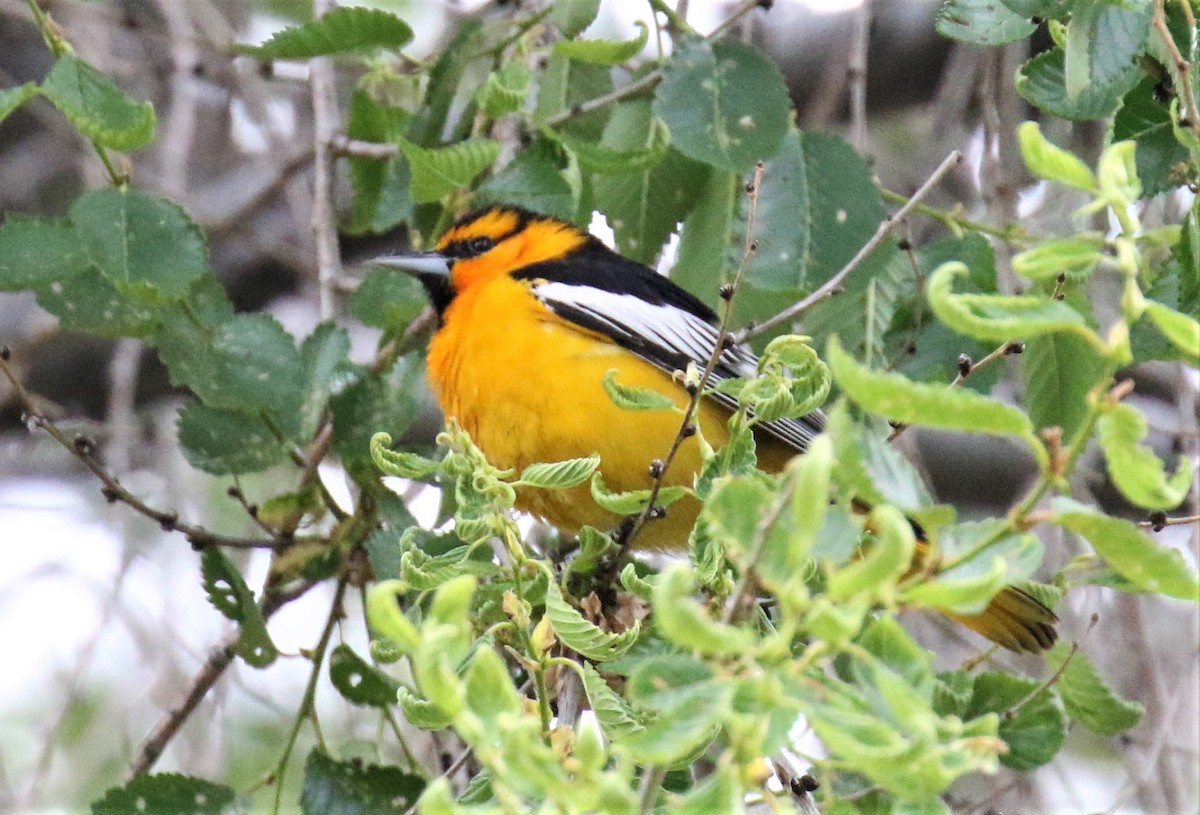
(376, 205, 1057, 653)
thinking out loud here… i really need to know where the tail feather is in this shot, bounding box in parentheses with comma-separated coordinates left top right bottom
(947, 586, 1058, 654)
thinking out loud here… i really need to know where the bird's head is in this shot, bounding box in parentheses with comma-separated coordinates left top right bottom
(374, 206, 594, 313)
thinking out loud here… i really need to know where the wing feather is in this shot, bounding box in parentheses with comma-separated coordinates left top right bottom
(531, 281, 824, 453)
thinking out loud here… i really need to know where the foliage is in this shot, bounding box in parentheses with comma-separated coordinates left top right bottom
(0, 1, 1196, 814)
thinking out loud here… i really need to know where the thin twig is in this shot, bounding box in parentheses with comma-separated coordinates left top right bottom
(887, 339, 1025, 441)
(848, 0, 871, 156)
(126, 576, 324, 777)
(621, 162, 766, 547)
(309, 0, 341, 321)
(1152, 0, 1200, 143)
(0, 349, 282, 551)
(737, 150, 962, 343)
(1139, 513, 1200, 531)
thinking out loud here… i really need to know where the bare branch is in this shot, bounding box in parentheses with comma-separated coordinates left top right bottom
(309, 0, 342, 321)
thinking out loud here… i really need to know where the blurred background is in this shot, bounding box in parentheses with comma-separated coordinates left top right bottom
(0, 0, 1196, 812)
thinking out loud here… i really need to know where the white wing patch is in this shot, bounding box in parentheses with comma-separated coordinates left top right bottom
(531, 281, 822, 452)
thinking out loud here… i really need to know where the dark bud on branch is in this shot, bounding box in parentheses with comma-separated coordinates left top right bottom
(647, 459, 665, 479)
(680, 423, 697, 438)
(956, 354, 973, 378)
(74, 435, 96, 456)
(1005, 341, 1025, 355)
(1148, 510, 1167, 532)
(101, 485, 120, 503)
(159, 512, 178, 532)
(648, 505, 667, 520)
(0, 346, 10, 361)
(719, 283, 735, 301)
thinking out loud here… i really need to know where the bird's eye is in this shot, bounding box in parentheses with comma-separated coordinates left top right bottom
(465, 236, 495, 256)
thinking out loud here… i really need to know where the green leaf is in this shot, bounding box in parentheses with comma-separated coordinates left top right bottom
(299, 322, 351, 440)
(1113, 77, 1191, 196)
(623, 656, 728, 765)
(827, 335, 1038, 442)
(549, 0, 602, 37)
(299, 749, 424, 815)
(369, 432, 441, 479)
(1178, 209, 1200, 319)
(1012, 234, 1105, 282)
(41, 55, 155, 150)
(581, 662, 648, 739)
(474, 138, 576, 220)
(332, 355, 425, 468)
(999, 0, 1070, 17)
(1052, 497, 1200, 600)
(32, 267, 153, 337)
(827, 505, 915, 601)
(1097, 402, 1193, 510)
(1022, 330, 1107, 440)
(1143, 301, 1200, 360)
(329, 644, 401, 708)
(177, 402, 290, 475)
(345, 87, 412, 234)
(397, 685, 454, 730)
(402, 138, 501, 203)
(904, 531, 1042, 614)
(155, 313, 304, 427)
(464, 647, 522, 725)
(673, 764, 742, 814)
(556, 115, 670, 174)
(1017, 120, 1097, 190)
(936, 0, 1036, 45)
(653, 37, 790, 174)
(475, 62, 532, 116)
(237, 7, 414, 58)
(670, 168, 736, 304)
(590, 471, 686, 516)
(0, 82, 39, 125)
(69, 187, 208, 304)
(928, 261, 1102, 347)
(602, 368, 677, 411)
(966, 672, 1066, 770)
(517, 453, 600, 489)
(0, 215, 89, 290)
(1097, 139, 1141, 206)
(653, 562, 756, 655)
(1016, 46, 1140, 120)
(199, 548, 277, 668)
(90, 773, 235, 815)
(742, 130, 890, 294)
(1045, 642, 1143, 735)
(1062, 0, 1150, 106)
(554, 21, 648, 65)
(543, 579, 639, 661)
(351, 268, 426, 332)
(365, 580, 421, 654)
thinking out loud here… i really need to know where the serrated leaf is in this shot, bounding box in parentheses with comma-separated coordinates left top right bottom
(199, 548, 277, 667)
(1045, 642, 1143, 735)
(41, 55, 155, 150)
(345, 87, 413, 234)
(329, 643, 401, 708)
(1062, 0, 1151, 106)
(827, 505, 915, 601)
(827, 335, 1037, 443)
(590, 471, 687, 516)
(601, 368, 677, 411)
(366, 580, 422, 654)
(464, 647, 522, 726)
(237, 7, 413, 58)
(0, 215, 89, 290)
(299, 749, 424, 815)
(653, 562, 756, 655)
(1097, 139, 1141, 206)
(401, 138, 501, 203)
(517, 453, 600, 489)
(0, 82, 38, 124)
(543, 579, 639, 661)
(1016, 46, 1139, 120)
(370, 432, 441, 479)
(177, 402, 290, 475)
(475, 63, 532, 116)
(1113, 77, 1191, 196)
(623, 656, 728, 764)
(332, 355, 425, 468)
(619, 562, 655, 599)
(1022, 330, 1106, 440)
(90, 773, 235, 815)
(397, 685, 454, 730)
(1143, 301, 1200, 360)
(298, 322, 351, 440)
(653, 37, 790, 174)
(69, 187, 208, 304)
(476, 138, 576, 220)
(929, 261, 1103, 348)
(1097, 402, 1194, 510)
(966, 672, 1066, 770)
(554, 20, 648, 65)
(1052, 497, 1200, 600)
(904, 532, 1041, 615)
(555, 115, 670, 174)
(936, 0, 1036, 45)
(581, 662, 648, 739)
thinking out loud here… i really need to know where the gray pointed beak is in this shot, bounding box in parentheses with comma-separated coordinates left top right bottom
(373, 252, 451, 278)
